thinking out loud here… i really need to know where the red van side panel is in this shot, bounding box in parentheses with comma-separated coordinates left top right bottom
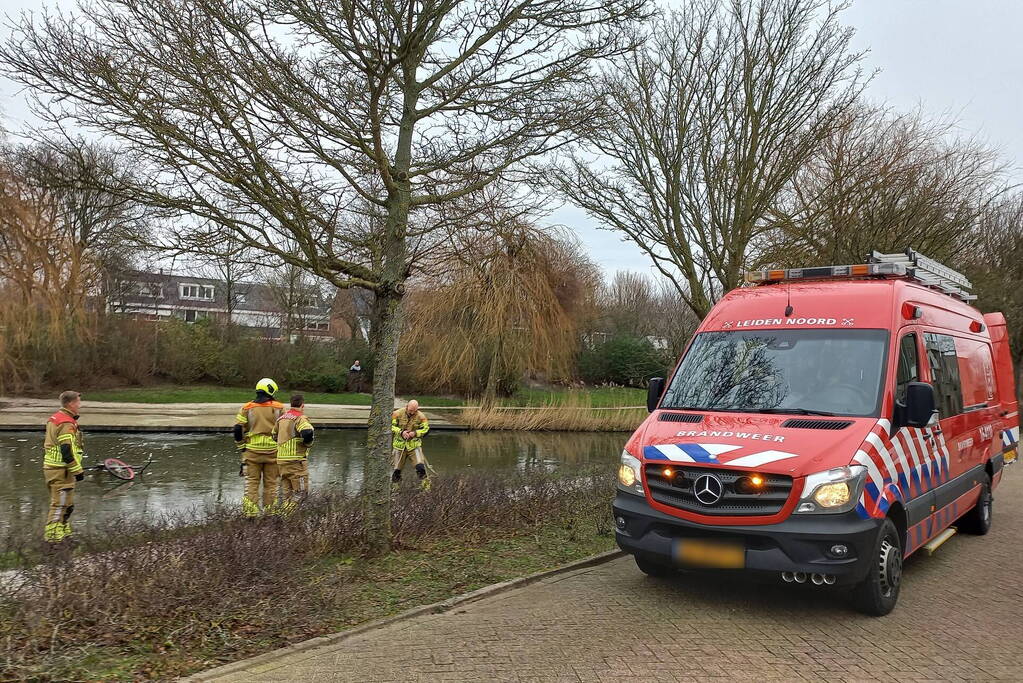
(985, 313, 1020, 479)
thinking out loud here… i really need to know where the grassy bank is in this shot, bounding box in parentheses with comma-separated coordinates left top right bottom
(78, 384, 644, 409)
(0, 471, 615, 681)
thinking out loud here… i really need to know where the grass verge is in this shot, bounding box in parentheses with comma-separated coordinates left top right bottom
(0, 471, 616, 681)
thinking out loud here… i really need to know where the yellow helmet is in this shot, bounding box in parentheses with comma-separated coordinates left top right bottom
(255, 377, 279, 396)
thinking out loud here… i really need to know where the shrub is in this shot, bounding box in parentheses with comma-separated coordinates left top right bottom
(577, 335, 669, 387)
(0, 470, 614, 681)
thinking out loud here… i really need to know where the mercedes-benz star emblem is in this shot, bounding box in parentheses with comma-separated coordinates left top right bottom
(693, 473, 724, 505)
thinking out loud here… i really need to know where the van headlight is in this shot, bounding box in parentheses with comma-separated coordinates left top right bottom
(794, 465, 867, 514)
(617, 449, 644, 495)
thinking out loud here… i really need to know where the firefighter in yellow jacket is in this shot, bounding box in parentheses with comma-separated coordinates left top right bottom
(234, 378, 284, 516)
(392, 399, 430, 488)
(273, 393, 314, 515)
(42, 391, 85, 542)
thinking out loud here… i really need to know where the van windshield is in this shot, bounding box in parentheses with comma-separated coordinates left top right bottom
(661, 329, 889, 417)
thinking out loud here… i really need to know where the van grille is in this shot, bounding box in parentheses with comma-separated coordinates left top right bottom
(644, 464, 792, 516)
(657, 412, 703, 423)
(780, 419, 853, 430)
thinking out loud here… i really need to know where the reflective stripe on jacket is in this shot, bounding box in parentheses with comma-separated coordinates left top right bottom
(43, 409, 84, 474)
(391, 409, 429, 451)
(274, 409, 314, 461)
(235, 400, 284, 453)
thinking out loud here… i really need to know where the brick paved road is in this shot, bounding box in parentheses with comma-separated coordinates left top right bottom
(211, 471, 1023, 682)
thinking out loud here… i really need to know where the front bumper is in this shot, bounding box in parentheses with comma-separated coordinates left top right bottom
(613, 491, 881, 585)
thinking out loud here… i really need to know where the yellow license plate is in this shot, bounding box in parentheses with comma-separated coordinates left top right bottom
(674, 539, 745, 569)
(1006, 448, 1017, 464)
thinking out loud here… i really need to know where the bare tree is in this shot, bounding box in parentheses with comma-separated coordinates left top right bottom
(967, 192, 1023, 396)
(554, 0, 864, 318)
(0, 0, 646, 551)
(192, 233, 262, 330)
(0, 139, 149, 316)
(599, 271, 658, 338)
(761, 105, 1004, 267)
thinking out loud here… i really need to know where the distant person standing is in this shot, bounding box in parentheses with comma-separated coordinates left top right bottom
(42, 391, 85, 542)
(348, 359, 363, 392)
(273, 393, 315, 515)
(391, 399, 431, 489)
(234, 378, 284, 517)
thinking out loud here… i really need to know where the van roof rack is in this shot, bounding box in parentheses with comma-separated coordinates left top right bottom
(744, 248, 976, 302)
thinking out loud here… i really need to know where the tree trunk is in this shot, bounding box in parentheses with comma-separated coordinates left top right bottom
(363, 288, 402, 555)
(361, 58, 417, 555)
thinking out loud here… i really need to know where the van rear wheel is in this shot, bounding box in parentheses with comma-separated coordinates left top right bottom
(853, 518, 902, 616)
(634, 555, 675, 578)
(959, 473, 992, 535)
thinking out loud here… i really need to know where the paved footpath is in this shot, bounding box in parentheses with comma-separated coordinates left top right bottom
(0, 397, 461, 431)
(200, 470, 1023, 682)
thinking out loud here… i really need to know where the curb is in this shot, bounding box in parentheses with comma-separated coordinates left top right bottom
(182, 548, 625, 681)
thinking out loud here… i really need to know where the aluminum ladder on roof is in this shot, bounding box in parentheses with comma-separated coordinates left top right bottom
(868, 249, 976, 302)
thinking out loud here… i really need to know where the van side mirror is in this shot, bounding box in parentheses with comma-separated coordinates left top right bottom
(898, 382, 938, 428)
(647, 377, 665, 413)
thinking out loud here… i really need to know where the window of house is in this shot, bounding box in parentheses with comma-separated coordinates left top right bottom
(184, 309, 208, 323)
(895, 333, 919, 404)
(923, 333, 964, 417)
(181, 284, 214, 300)
(304, 320, 329, 331)
(136, 283, 163, 298)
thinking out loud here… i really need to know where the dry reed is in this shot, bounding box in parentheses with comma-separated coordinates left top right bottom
(458, 393, 647, 431)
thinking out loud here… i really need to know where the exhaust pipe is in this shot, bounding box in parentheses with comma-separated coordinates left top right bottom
(781, 572, 794, 583)
(793, 572, 807, 584)
(811, 573, 824, 585)
(823, 574, 836, 585)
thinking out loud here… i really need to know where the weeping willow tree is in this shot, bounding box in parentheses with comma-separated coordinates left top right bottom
(402, 221, 599, 406)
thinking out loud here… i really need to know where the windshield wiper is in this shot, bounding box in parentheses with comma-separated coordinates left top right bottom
(662, 406, 748, 413)
(752, 407, 837, 416)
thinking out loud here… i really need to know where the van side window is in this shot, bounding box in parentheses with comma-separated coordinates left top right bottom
(924, 333, 964, 417)
(895, 334, 919, 404)
(954, 337, 996, 409)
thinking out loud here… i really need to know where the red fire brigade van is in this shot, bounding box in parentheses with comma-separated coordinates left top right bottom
(614, 250, 1019, 615)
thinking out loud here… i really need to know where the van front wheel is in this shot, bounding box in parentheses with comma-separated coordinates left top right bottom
(853, 518, 902, 616)
(959, 473, 992, 535)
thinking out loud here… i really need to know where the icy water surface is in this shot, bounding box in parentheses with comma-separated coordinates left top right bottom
(0, 429, 624, 531)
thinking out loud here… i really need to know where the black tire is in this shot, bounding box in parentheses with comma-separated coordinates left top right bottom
(634, 555, 675, 578)
(959, 473, 993, 535)
(853, 518, 902, 617)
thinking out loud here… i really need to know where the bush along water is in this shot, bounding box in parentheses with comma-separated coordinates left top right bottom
(0, 470, 615, 681)
(0, 314, 374, 395)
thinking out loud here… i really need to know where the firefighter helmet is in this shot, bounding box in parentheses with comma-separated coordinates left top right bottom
(256, 377, 279, 396)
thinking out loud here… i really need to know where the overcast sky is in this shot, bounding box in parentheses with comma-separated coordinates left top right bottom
(2, 0, 1021, 277)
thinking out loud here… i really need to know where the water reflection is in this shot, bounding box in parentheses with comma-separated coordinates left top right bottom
(0, 430, 624, 532)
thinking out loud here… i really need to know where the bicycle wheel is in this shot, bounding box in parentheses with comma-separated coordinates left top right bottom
(103, 458, 135, 481)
